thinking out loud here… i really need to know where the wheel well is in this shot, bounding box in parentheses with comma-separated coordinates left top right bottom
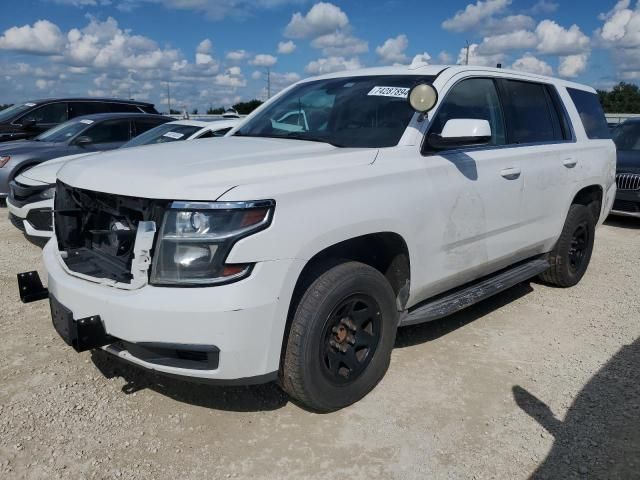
(571, 185, 603, 221)
(278, 232, 410, 372)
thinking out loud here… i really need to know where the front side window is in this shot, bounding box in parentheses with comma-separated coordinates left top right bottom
(612, 122, 640, 151)
(68, 102, 109, 118)
(20, 102, 68, 124)
(85, 119, 131, 143)
(567, 88, 610, 140)
(427, 78, 506, 150)
(236, 75, 435, 148)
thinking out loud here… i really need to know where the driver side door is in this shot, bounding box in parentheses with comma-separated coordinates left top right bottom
(416, 77, 525, 296)
(80, 119, 133, 151)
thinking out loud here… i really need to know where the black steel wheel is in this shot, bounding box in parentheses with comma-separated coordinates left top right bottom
(539, 204, 595, 287)
(280, 261, 398, 412)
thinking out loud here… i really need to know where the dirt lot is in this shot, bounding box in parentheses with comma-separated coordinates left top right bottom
(0, 210, 638, 480)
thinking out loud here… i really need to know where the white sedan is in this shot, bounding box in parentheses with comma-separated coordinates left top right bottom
(7, 119, 239, 238)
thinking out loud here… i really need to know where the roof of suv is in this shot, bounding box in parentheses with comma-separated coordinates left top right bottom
(305, 64, 596, 92)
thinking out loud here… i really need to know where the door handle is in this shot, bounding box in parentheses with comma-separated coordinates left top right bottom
(500, 167, 521, 180)
(563, 158, 577, 168)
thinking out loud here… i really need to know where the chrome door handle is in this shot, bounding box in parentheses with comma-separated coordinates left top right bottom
(500, 167, 521, 180)
(563, 158, 577, 168)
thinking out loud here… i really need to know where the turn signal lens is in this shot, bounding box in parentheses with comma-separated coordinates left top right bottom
(0, 156, 10, 167)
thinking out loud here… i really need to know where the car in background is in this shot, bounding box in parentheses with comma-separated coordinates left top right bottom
(611, 119, 640, 218)
(0, 112, 171, 199)
(7, 118, 238, 237)
(0, 98, 159, 143)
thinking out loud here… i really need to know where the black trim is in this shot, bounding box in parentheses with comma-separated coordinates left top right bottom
(17, 271, 49, 303)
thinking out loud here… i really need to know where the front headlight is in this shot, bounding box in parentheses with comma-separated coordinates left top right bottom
(150, 200, 275, 286)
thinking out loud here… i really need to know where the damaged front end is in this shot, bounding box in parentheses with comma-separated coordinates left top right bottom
(54, 181, 168, 289)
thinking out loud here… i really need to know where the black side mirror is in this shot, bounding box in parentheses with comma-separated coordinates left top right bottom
(21, 119, 36, 129)
(75, 136, 93, 147)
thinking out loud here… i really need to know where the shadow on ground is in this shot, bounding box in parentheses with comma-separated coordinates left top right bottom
(91, 350, 289, 412)
(514, 337, 640, 479)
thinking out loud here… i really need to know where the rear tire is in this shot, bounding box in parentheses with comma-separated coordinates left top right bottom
(280, 261, 398, 412)
(539, 204, 595, 287)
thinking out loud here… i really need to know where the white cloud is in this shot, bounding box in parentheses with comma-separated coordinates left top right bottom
(226, 50, 248, 61)
(511, 53, 553, 76)
(535, 20, 590, 55)
(375, 34, 409, 64)
(438, 51, 453, 64)
(312, 31, 367, 56)
(0, 20, 65, 55)
(442, 0, 510, 32)
(284, 2, 349, 39)
(456, 43, 505, 67)
(215, 67, 246, 87)
(410, 52, 431, 68)
(250, 54, 277, 67)
(305, 56, 362, 75)
(35, 78, 56, 90)
(196, 38, 212, 54)
(558, 53, 589, 77)
(595, 1, 640, 78)
(477, 30, 538, 55)
(251, 70, 262, 80)
(527, 0, 558, 15)
(481, 14, 535, 35)
(277, 40, 296, 54)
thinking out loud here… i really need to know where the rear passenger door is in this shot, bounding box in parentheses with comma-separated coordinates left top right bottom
(496, 79, 575, 251)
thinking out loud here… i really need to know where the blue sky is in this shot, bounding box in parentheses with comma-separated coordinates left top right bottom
(0, 0, 638, 112)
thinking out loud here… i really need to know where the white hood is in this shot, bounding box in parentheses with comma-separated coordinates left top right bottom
(57, 137, 377, 200)
(20, 152, 99, 185)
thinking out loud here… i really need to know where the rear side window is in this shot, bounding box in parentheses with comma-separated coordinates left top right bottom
(500, 80, 564, 144)
(69, 102, 109, 118)
(567, 88, 610, 139)
(85, 119, 132, 143)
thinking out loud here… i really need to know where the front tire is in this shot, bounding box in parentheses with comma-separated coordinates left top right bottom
(280, 261, 398, 412)
(539, 204, 595, 287)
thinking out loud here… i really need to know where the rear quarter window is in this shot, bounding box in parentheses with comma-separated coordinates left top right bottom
(567, 88, 610, 140)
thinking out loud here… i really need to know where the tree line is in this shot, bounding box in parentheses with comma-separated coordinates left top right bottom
(204, 99, 263, 115)
(597, 82, 640, 114)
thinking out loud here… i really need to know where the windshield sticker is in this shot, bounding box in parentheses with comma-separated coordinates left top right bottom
(24, 103, 36, 107)
(367, 86, 410, 98)
(79, 119, 94, 124)
(162, 131, 184, 139)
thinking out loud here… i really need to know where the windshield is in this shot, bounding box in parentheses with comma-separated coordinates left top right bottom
(35, 118, 90, 143)
(122, 123, 201, 148)
(235, 75, 435, 148)
(0, 103, 34, 123)
(612, 122, 640, 151)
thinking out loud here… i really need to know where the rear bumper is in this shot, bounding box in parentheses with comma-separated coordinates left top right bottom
(42, 240, 304, 382)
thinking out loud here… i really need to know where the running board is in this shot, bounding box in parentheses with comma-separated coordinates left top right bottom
(399, 258, 549, 327)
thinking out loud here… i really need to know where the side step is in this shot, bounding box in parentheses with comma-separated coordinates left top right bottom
(399, 258, 549, 327)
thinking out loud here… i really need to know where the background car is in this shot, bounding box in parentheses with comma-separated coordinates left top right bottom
(7, 118, 238, 238)
(0, 112, 171, 198)
(0, 98, 159, 143)
(611, 119, 640, 218)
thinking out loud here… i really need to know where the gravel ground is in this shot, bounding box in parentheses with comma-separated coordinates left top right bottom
(0, 210, 638, 480)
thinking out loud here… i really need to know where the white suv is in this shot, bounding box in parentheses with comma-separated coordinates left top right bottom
(20, 65, 616, 411)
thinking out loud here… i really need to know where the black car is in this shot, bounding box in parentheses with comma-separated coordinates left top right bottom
(0, 112, 171, 197)
(0, 98, 159, 143)
(611, 119, 640, 218)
